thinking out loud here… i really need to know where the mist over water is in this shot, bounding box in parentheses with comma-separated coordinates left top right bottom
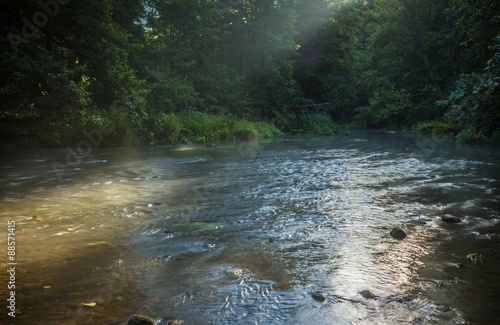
(1, 131, 499, 324)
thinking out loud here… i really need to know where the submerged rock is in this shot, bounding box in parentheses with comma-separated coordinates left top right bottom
(389, 227, 407, 240)
(441, 214, 462, 223)
(311, 291, 327, 302)
(224, 267, 252, 277)
(128, 314, 155, 325)
(359, 290, 377, 299)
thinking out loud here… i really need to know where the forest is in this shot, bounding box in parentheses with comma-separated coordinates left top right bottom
(0, 0, 498, 145)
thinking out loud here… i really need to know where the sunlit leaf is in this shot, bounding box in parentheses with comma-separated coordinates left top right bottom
(81, 302, 97, 307)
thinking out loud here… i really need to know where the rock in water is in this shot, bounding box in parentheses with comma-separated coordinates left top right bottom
(359, 290, 377, 299)
(442, 214, 462, 223)
(128, 314, 156, 325)
(311, 291, 327, 302)
(390, 227, 407, 240)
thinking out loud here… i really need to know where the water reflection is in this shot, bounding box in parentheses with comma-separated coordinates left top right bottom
(0, 133, 499, 324)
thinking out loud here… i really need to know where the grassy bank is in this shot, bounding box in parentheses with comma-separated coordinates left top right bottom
(1, 109, 347, 147)
(414, 119, 500, 144)
(1, 110, 284, 146)
(147, 111, 283, 145)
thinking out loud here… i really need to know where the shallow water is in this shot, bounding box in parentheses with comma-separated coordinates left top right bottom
(0, 131, 499, 324)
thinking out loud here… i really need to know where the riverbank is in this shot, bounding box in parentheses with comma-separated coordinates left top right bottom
(1, 111, 343, 147)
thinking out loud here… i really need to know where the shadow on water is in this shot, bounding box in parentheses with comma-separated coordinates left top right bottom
(6, 244, 148, 324)
(0, 131, 499, 324)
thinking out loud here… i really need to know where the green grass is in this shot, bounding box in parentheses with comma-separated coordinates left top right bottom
(149, 111, 283, 144)
(415, 120, 455, 133)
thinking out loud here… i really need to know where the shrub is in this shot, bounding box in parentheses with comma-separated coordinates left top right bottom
(415, 120, 455, 133)
(152, 113, 183, 143)
(456, 128, 487, 143)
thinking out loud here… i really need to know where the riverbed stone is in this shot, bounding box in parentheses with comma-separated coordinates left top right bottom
(311, 291, 327, 302)
(441, 214, 462, 223)
(389, 227, 407, 240)
(224, 267, 252, 277)
(128, 314, 156, 325)
(359, 290, 377, 299)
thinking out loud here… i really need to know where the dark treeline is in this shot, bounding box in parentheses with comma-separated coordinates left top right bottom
(0, 0, 498, 145)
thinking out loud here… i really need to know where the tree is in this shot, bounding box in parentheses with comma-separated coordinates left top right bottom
(355, 0, 455, 126)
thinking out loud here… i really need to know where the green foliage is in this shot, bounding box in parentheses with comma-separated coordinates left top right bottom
(415, 120, 455, 133)
(456, 128, 488, 144)
(146, 111, 282, 144)
(150, 113, 183, 143)
(437, 0, 500, 143)
(145, 73, 200, 114)
(252, 122, 284, 139)
(283, 112, 338, 135)
(306, 113, 338, 135)
(1, 0, 499, 145)
(370, 85, 412, 128)
(438, 72, 499, 142)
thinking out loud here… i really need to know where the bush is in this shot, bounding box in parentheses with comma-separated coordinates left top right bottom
(306, 113, 338, 135)
(415, 120, 455, 133)
(253, 122, 283, 138)
(146, 111, 283, 144)
(283, 112, 338, 135)
(370, 88, 412, 128)
(456, 128, 487, 143)
(152, 113, 183, 143)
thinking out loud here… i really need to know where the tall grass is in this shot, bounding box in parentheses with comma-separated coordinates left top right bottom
(12, 109, 283, 146)
(149, 111, 283, 144)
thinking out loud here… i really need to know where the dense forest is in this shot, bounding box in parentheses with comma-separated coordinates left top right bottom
(0, 0, 498, 145)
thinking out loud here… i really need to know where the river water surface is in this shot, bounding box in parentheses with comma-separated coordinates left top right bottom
(1, 131, 499, 324)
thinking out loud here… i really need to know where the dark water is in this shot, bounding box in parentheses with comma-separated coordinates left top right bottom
(1, 131, 499, 324)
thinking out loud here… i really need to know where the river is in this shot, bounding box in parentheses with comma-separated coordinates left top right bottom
(0, 131, 499, 324)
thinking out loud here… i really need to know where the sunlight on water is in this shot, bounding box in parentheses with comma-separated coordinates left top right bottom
(0, 133, 499, 324)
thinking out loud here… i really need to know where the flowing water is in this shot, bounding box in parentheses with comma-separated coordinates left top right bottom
(1, 131, 499, 324)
